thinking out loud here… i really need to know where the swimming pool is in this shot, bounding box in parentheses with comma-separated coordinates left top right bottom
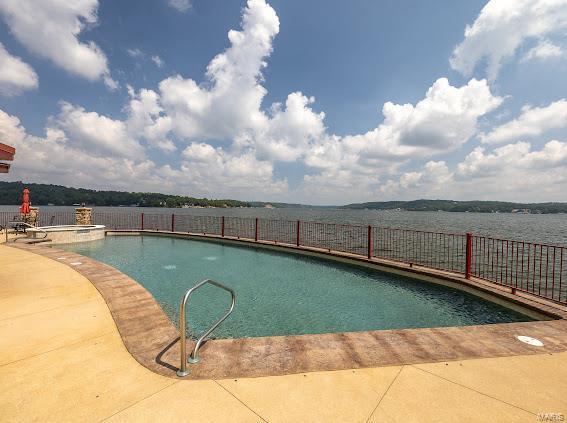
(61, 234, 533, 339)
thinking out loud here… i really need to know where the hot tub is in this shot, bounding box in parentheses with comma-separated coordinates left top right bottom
(27, 225, 106, 244)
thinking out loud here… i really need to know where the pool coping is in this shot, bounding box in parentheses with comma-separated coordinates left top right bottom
(10, 232, 567, 380)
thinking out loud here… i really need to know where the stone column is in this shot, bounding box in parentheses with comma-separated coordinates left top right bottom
(22, 207, 39, 226)
(75, 207, 92, 225)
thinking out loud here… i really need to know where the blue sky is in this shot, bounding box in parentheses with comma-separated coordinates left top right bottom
(0, 0, 566, 204)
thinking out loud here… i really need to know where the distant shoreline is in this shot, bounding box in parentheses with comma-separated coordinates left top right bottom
(1, 204, 566, 215)
(1, 181, 566, 214)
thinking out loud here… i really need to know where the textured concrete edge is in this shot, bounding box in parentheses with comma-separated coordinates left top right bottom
(8, 234, 567, 380)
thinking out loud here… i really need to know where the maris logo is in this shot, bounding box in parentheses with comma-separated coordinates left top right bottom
(538, 413, 565, 422)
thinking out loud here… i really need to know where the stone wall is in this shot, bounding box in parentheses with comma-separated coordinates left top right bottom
(75, 208, 92, 225)
(28, 226, 105, 244)
(21, 207, 39, 226)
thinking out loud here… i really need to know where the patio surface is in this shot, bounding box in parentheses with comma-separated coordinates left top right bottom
(1, 244, 566, 422)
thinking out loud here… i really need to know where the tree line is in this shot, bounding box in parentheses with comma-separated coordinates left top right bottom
(0, 181, 250, 208)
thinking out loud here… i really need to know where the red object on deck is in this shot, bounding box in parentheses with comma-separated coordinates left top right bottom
(0, 143, 15, 173)
(0, 143, 15, 161)
(20, 188, 31, 214)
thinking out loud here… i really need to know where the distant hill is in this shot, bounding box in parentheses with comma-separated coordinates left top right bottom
(0, 181, 250, 208)
(2, 182, 566, 213)
(340, 199, 567, 214)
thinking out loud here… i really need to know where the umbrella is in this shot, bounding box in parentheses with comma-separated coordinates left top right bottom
(20, 188, 30, 214)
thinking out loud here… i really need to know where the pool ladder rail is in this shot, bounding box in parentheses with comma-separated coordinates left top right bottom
(177, 279, 236, 378)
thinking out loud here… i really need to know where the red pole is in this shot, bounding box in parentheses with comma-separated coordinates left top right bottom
(367, 225, 373, 259)
(221, 216, 225, 237)
(171, 213, 175, 232)
(255, 218, 259, 242)
(141, 213, 144, 230)
(465, 233, 473, 279)
(296, 220, 300, 247)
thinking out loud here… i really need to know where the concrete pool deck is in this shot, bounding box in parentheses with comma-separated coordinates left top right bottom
(1, 244, 567, 422)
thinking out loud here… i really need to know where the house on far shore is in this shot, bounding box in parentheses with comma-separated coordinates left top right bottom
(0, 143, 15, 173)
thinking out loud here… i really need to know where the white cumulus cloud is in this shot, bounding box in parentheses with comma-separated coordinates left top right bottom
(127, 48, 144, 58)
(251, 92, 326, 162)
(480, 99, 567, 144)
(376, 141, 567, 202)
(522, 40, 564, 61)
(159, 0, 279, 140)
(342, 78, 502, 158)
(125, 87, 175, 152)
(151, 55, 164, 68)
(0, 0, 116, 89)
(168, 0, 191, 13)
(0, 42, 38, 96)
(0, 109, 164, 191)
(55, 102, 146, 159)
(299, 77, 502, 202)
(1, 107, 287, 199)
(450, 0, 567, 80)
(181, 142, 287, 194)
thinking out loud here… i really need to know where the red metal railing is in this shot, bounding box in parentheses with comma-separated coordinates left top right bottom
(371, 227, 467, 274)
(2, 209, 565, 304)
(299, 221, 367, 256)
(224, 217, 255, 239)
(173, 215, 222, 235)
(470, 236, 565, 304)
(93, 212, 141, 230)
(258, 218, 298, 245)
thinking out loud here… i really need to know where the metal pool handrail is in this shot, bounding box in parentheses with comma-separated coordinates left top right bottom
(177, 279, 236, 378)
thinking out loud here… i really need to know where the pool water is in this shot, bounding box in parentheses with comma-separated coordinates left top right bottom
(62, 235, 533, 339)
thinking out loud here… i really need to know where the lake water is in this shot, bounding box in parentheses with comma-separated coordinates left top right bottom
(1, 205, 566, 245)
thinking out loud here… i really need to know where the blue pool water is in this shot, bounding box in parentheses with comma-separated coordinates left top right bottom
(61, 235, 533, 339)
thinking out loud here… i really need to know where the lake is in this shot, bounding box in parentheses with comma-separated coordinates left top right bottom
(1, 205, 566, 245)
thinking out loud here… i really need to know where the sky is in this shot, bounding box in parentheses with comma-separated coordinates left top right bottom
(0, 0, 566, 205)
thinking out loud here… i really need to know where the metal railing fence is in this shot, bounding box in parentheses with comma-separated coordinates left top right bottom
(2, 209, 565, 304)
